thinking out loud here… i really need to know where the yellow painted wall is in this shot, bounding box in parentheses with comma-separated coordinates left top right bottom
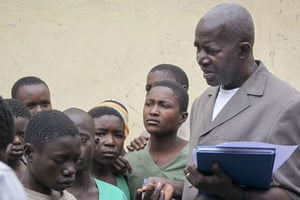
(1, 0, 300, 145)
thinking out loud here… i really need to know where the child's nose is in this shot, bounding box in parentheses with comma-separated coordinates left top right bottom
(62, 164, 76, 176)
(13, 136, 22, 145)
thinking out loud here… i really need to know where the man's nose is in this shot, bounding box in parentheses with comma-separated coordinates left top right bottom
(197, 50, 210, 66)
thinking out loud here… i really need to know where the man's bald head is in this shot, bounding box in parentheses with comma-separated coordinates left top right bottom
(197, 3, 255, 46)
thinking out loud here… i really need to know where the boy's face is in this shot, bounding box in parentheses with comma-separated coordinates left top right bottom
(93, 115, 125, 165)
(15, 84, 52, 116)
(143, 86, 186, 135)
(70, 114, 95, 171)
(7, 116, 29, 162)
(27, 135, 81, 192)
(145, 71, 175, 93)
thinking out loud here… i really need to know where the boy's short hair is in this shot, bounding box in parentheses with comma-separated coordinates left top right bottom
(24, 110, 79, 151)
(152, 80, 189, 112)
(88, 106, 124, 123)
(150, 64, 189, 90)
(4, 98, 31, 119)
(0, 96, 14, 151)
(11, 76, 49, 98)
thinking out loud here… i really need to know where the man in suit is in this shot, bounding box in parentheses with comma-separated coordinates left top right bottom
(183, 3, 300, 200)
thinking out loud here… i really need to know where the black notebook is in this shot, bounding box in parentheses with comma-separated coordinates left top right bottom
(193, 146, 276, 189)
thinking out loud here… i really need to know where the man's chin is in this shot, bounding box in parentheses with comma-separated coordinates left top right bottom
(206, 80, 220, 86)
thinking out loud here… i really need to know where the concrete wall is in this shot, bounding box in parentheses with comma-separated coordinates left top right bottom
(1, 0, 300, 145)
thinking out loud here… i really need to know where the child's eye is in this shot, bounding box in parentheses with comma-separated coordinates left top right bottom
(17, 131, 24, 138)
(41, 103, 50, 108)
(26, 104, 36, 109)
(161, 103, 170, 108)
(81, 138, 88, 143)
(80, 134, 89, 144)
(145, 85, 151, 92)
(158, 102, 172, 109)
(115, 132, 125, 139)
(145, 102, 153, 107)
(95, 132, 105, 137)
(207, 48, 219, 55)
(53, 158, 64, 164)
(74, 155, 80, 164)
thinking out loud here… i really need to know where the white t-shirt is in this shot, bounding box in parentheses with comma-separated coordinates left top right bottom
(25, 188, 77, 200)
(0, 161, 27, 200)
(212, 87, 239, 121)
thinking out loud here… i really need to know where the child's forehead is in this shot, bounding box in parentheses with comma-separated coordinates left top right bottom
(148, 70, 174, 80)
(14, 115, 29, 121)
(18, 84, 50, 97)
(149, 85, 174, 94)
(37, 137, 80, 158)
(20, 83, 48, 90)
(147, 86, 178, 102)
(69, 113, 93, 128)
(94, 114, 124, 123)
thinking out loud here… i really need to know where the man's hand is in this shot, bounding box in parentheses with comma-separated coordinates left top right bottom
(184, 163, 233, 197)
(184, 163, 294, 200)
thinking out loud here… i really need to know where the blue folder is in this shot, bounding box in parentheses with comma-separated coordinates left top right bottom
(193, 146, 276, 189)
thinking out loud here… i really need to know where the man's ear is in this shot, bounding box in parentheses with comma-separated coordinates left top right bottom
(180, 112, 188, 124)
(23, 143, 35, 163)
(239, 42, 251, 59)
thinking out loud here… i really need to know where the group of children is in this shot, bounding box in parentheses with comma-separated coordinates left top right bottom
(0, 63, 190, 200)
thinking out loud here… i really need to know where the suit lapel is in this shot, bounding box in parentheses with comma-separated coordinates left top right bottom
(198, 61, 268, 137)
(203, 87, 218, 128)
(199, 88, 250, 136)
(212, 89, 250, 127)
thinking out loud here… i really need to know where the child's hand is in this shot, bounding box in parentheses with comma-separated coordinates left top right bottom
(6, 143, 24, 162)
(126, 135, 149, 151)
(135, 177, 174, 200)
(111, 155, 132, 175)
(135, 182, 173, 200)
